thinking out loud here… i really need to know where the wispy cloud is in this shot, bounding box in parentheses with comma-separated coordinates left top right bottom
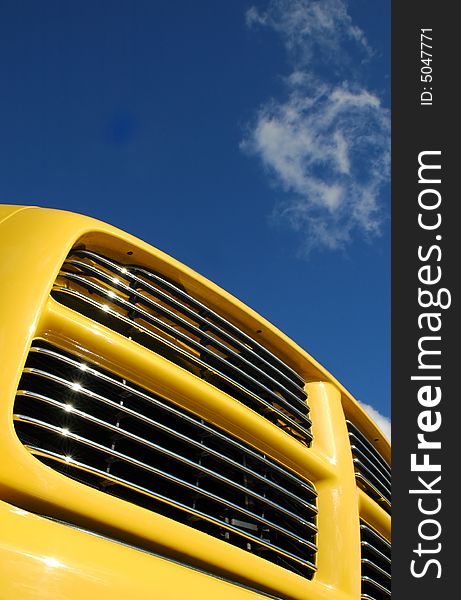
(246, 0, 373, 67)
(359, 402, 391, 441)
(242, 0, 389, 254)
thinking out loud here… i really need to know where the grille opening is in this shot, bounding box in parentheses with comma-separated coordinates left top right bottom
(14, 342, 318, 580)
(347, 421, 391, 513)
(361, 522, 391, 599)
(51, 249, 312, 446)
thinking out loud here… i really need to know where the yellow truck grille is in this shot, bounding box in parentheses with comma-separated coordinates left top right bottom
(360, 522, 391, 599)
(347, 420, 391, 514)
(13, 342, 318, 579)
(51, 249, 312, 446)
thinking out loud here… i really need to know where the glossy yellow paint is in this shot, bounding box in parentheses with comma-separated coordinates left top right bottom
(358, 489, 391, 543)
(0, 205, 390, 600)
(0, 499, 275, 600)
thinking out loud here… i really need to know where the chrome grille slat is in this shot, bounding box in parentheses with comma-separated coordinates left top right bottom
(52, 249, 312, 445)
(25, 445, 316, 574)
(361, 522, 391, 599)
(14, 343, 318, 579)
(361, 524, 391, 552)
(15, 413, 315, 551)
(26, 346, 314, 497)
(72, 249, 305, 388)
(356, 475, 391, 512)
(65, 256, 307, 405)
(362, 560, 391, 581)
(348, 426, 390, 480)
(15, 388, 316, 532)
(350, 443, 391, 487)
(53, 284, 313, 443)
(361, 542, 391, 566)
(57, 269, 310, 425)
(362, 577, 391, 598)
(347, 421, 391, 511)
(353, 459, 391, 497)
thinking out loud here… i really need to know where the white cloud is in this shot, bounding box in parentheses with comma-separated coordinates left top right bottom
(246, 0, 373, 67)
(242, 0, 390, 254)
(359, 402, 391, 441)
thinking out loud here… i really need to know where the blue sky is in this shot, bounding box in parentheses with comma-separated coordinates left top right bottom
(0, 0, 390, 435)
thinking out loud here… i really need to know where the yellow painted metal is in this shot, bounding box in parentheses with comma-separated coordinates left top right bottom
(306, 382, 361, 599)
(0, 499, 275, 600)
(358, 489, 391, 542)
(40, 299, 334, 483)
(0, 204, 391, 600)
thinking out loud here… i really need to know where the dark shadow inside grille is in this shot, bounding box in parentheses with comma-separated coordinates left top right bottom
(361, 522, 391, 599)
(14, 341, 317, 580)
(51, 249, 312, 447)
(347, 421, 391, 514)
